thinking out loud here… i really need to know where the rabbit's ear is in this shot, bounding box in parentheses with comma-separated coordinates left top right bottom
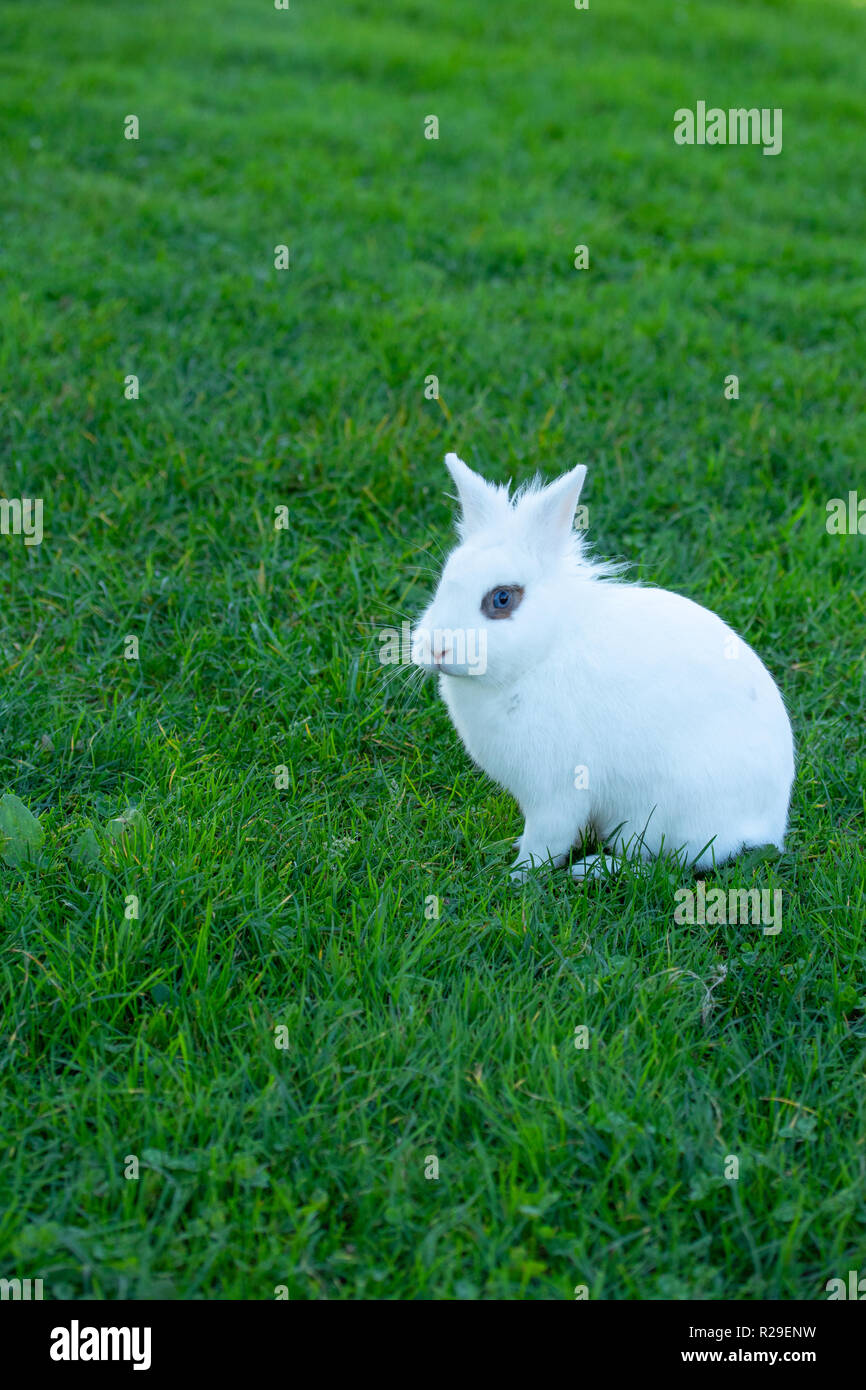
(522, 464, 587, 549)
(444, 453, 504, 537)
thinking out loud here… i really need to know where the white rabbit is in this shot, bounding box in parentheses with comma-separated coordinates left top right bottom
(411, 453, 795, 881)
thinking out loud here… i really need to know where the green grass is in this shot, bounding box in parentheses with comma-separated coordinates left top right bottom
(1, 0, 865, 1300)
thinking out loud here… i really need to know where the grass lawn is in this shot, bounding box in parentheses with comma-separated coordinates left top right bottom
(0, 0, 864, 1300)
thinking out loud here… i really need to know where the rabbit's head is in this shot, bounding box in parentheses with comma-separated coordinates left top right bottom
(411, 453, 588, 684)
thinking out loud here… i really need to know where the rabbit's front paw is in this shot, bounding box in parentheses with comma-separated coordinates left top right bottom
(571, 853, 618, 880)
(512, 817, 577, 878)
(509, 859, 533, 883)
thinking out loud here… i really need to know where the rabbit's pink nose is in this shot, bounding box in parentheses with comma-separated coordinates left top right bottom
(432, 648, 451, 664)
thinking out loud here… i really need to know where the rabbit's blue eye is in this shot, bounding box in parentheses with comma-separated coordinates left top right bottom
(481, 584, 525, 620)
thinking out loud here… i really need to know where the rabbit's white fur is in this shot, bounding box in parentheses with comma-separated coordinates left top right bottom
(412, 453, 794, 881)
